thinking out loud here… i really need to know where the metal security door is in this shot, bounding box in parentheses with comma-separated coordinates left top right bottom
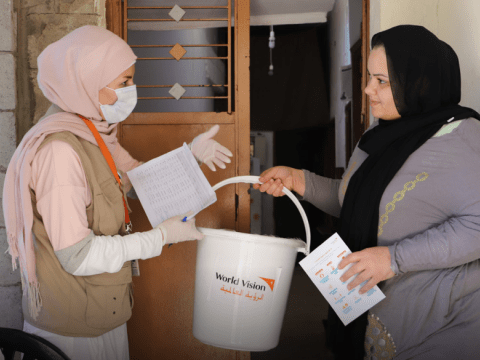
(106, 1, 250, 359)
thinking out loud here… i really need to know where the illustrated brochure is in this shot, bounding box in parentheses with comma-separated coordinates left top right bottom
(300, 233, 386, 326)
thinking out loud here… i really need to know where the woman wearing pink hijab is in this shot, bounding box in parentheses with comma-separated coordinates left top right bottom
(2, 25, 232, 360)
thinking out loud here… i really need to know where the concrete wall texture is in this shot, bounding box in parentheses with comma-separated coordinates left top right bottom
(0, 0, 105, 331)
(21, 0, 105, 132)
(0, 0, 22, 331)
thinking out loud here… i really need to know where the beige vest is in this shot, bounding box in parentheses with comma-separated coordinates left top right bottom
(24, 131, 134, 337)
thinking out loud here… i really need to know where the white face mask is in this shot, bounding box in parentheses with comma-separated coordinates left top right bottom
(99, 85, 137, 124)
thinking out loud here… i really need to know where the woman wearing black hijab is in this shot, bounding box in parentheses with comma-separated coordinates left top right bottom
(254, 25, 480, 359)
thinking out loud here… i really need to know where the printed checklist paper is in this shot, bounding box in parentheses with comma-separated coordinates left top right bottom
(300, 233, 385, 326)
(127, 143, 217, 228)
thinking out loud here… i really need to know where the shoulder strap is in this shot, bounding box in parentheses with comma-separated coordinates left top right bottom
(76, 114, 131, 232)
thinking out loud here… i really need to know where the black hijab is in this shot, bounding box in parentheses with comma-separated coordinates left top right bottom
(326, 25, 480, 359)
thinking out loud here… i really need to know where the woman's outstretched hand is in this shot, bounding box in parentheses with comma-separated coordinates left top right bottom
(252, 166, 306, 197)
(190, 125, 233, 172)
(338, 246, 395, 294)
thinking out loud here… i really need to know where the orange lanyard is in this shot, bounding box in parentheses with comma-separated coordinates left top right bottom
(77, 114, 132, 233)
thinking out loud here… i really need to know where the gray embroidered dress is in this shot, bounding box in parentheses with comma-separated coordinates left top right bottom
(303, 118, 480, 360)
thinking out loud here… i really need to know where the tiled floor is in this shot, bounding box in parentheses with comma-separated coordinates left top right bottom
(251, 266, 335, 360)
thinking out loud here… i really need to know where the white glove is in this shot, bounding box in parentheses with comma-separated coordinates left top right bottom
(189, 125, 233, 172)
(157, 213, 205, 245)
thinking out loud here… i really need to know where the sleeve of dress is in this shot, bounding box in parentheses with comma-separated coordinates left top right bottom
(70, 228, 164, 276)
(389, 121, 480, 275)
(389, 203, 480, 275)
(111, 141, 142, 193)
(301, 169, 342, 217)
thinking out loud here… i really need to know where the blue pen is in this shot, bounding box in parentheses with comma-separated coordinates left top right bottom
(169, 216, 188, 247)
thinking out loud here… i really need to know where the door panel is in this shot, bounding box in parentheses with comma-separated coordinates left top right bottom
(122, 123, 238, 358)
(121, 123, 237, 230)
(107, 1, 250, 359)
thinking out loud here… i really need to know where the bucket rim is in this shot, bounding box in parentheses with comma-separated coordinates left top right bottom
(198, 227, 306, 251)
(211, 176, 311, 255)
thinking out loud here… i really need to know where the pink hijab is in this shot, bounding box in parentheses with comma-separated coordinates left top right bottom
(2, 25, 137, 319)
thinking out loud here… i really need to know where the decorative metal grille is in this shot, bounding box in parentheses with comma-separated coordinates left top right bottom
(124, 1, 232, 113)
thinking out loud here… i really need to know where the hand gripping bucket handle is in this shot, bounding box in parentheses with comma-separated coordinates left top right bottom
(212, 176, 311, 255)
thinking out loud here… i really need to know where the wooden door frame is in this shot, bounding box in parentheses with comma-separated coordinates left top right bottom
(105, 0, 122, 38)
(234, 0, 251, 233)
(361, 0, 370, 129)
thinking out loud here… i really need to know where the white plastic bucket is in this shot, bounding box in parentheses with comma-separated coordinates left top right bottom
(193, 176, 311, 351)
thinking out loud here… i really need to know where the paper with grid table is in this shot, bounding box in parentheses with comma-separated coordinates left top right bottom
(300, 233, 385, 325)
(127, 143, 217, 228)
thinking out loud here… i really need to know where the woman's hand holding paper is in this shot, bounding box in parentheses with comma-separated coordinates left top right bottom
(190, 125, 233, 172)
(338, 246, 395, 294)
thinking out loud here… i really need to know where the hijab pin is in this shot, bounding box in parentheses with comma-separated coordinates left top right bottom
(447, 117, 455, 123)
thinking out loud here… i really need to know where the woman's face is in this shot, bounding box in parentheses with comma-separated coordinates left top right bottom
(98, 64, 135, 120)
(364, 47, 401, 121)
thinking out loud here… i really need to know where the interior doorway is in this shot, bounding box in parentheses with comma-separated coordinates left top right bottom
(249, 22, 335, 360)
(249, 23, 334, 251)
(247, 0, 368, 358)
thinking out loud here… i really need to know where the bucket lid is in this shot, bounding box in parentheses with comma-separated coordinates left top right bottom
(198, 227, 306, 251)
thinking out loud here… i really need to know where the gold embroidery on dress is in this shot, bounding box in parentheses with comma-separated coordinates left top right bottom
(364, 313, 396, 360)
(342, 161, 357, 195)
(378, 172, 429, 237)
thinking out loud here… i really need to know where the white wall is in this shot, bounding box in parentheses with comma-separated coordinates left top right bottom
(369, 0, 480, 124)
(329, 0, 350, 169)
(349, 0, 363, 46)
(329, 0, 363, 169)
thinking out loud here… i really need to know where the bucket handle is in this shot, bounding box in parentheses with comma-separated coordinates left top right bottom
(212, 176, 311, 255)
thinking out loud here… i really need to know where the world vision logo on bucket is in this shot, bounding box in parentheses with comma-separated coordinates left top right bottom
(259, 277, 275, 291)
(215, 273, 275, 292)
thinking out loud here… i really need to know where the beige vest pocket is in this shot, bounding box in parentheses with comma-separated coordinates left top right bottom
(84, 262, 133, 329)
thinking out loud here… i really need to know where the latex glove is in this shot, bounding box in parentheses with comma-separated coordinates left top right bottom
(157, 212, 205, 245)
(189, 125, 233, 172)
(252, 166, 306, 197)
(338, 247, 396, 294)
